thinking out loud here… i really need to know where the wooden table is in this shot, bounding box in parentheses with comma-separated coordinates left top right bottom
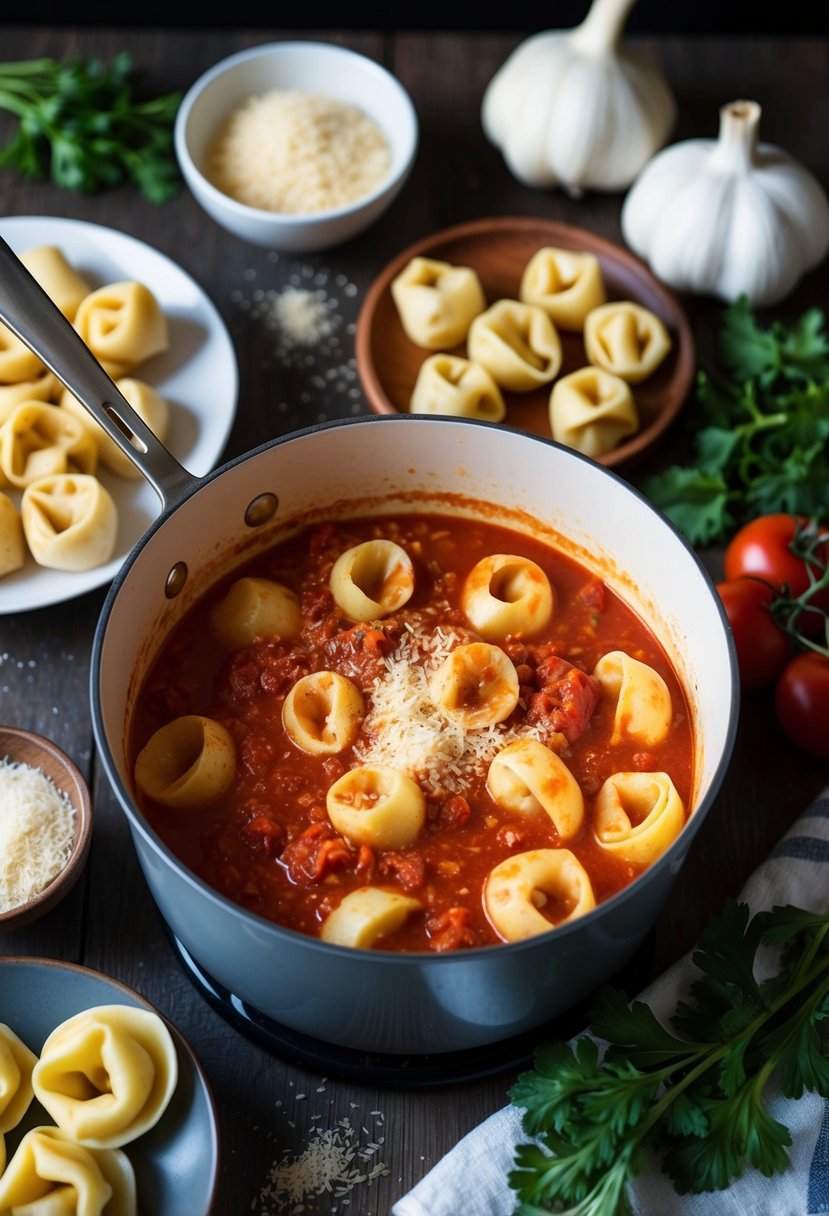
(0, 24, 827, 1216)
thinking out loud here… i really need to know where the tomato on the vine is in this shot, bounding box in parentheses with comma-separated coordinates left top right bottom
(724, 514, 829, 633)
(715, 577, 792, 691)
(774, 653, 829, 760)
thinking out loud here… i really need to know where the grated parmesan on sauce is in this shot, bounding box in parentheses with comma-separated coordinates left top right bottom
(206, 88, 392, 216)
(0, 758, 76, 913)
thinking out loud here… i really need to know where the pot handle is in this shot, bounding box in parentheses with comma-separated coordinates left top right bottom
(0, 236, 197, 510)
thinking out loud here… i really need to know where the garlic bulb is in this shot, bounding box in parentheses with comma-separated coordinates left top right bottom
(481, 0, 676, 197)
(621, 100, 829, 308)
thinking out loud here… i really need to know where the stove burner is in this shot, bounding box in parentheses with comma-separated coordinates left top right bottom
(170, 932, 655, 1089)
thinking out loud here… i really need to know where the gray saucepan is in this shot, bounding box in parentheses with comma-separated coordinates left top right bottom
(0, 237, 738, 1055)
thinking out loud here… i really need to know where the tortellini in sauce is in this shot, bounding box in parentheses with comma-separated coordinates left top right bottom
(484, 848, 596, 942)
(409, 352, 506, 422)
(0, 1023, 37, 1135)
(519, 247, 607, 331)
(326, 764, 425, 848)
(133, 714, 236, 809)
(391, 256, 486, 349)
(548, 366, 639, 458)
(72, 281, 169, 372)
(467, 299, 563, 392)
(461, 552, 553, 640)
(32, 1004, 178, 1149)
(593, 771, 685, 865)
(283, 671, 365, 755)
(0, 402, 97, 490)
(584, 300, 672, 384)
(486, 739, 584, 840)
(0, 1125, 136, 1216)
(21, 474, 118, 573)
(320, 886, 423, 949)
(329, 538, 414, 622)
(593, 650, 673, 747)
(429, 641, 519, 730)
(209, 575, 301, 648)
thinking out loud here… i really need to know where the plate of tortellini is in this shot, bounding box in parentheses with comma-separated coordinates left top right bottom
(355, 215, 695, 468)
(0, 956, 219, 1214)
(0, 216, 239, 615)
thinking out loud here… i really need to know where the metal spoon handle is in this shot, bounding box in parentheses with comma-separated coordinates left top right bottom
(0, 235, 196, 509)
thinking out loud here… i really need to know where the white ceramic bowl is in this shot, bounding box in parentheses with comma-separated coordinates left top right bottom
(174, 41, 419, 253)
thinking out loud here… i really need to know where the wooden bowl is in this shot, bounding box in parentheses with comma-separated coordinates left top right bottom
(0, 727, 92, 931)
(355, 216, 696, 469)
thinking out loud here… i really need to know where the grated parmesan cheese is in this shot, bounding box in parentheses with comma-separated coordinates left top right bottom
(353, 623, 547, 799)
(206, 88, 392, 216)
(0, 758, 75, 913)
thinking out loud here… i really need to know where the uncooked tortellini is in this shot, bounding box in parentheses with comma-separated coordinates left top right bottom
(60, 377, 171, 479)
(0, 401, 97, 489)
(20, 245, 93, 322)
(21, 473, 118, 572)
(32, 1003, 178, 1148)
(73, 281, 169, 373)
(320, 886, 423, 949)
(584, 300, 672, 384)
(0, 1125, 136, 1216)
(0, 320, 45, 384)
(391, 256, 486, 349)
(0, 369, 60, 423)
(467, 299, 562, 392)
(519, 247, 607, 331)
(134, 714, 237, 809)
(593, 771, 685, 865)
(461, 552, 553, 640)
(0, 492, 25, 578)
(548, 366, 638, 458)
(409, 353, 505, 422)
(484, 848, 596, 941)
(0, 1022, 37, 1135)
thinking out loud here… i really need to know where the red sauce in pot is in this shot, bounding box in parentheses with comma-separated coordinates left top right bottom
(132, 513, 694, 952)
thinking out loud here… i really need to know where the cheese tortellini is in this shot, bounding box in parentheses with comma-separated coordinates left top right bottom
(0, 1023, 37, 1136)
(0, 321, 45, 385)
(593, 650, 673, 747)
(0, 1125, 136, 1216)
(548, 366, 639, 459)
(320, 886, 423, 949)
(73, 281, 169, 374)
(0, 402, 97, 489)
(467, 299, 563, 392)
(409, 353, 506, 422)
(60, 377, 170, 480)
(209, 576, 301, 648)
(593, 771, 685, 865)
(0, 492, 25, 578)
(461, 552, 553, 640)
(32, 1004, 178, 1149)
(330, 538, 415, 622)
(429, 641, 519, 729)
(487, 739, 584, 840)
(391, 256, 486, 349)
(21, 474, 118, 572)
(584, 300, 672, 384)
(519, 247, 607, 331)
(326, 764, 425, 848)
(283, 671, 365, 755)
(134, 714, 237, 809)
(0, 370, 61, 423)
(20, 245, 93, 322)
(484, 848, 596, 942)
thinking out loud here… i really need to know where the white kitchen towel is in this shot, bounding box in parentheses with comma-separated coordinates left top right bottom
(392, 784, 829, 1216)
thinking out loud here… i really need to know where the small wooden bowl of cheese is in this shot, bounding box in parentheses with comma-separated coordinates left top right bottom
(0, 727, 92, 931)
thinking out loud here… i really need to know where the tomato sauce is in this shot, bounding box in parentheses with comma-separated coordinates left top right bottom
(133, 513, 694, 952)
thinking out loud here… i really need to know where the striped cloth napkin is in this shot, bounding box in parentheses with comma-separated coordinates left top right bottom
(392, 783, 829, 1216)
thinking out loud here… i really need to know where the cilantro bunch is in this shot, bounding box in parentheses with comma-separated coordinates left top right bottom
(509, 900, 829, 1216)
(0, 53, 182, 203)
(639, 299, 829, 547)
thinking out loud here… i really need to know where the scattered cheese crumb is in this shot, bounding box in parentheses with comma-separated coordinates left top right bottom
(0, 757, 75, 913)
(207, 88, 392, 216)
(256, 1116, 389, 1215)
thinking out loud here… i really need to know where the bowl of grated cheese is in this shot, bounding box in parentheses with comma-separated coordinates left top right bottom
(0, 727, 92, 931)
(174, 40, 419, 252)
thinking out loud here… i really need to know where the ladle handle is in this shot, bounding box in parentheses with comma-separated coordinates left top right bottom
(0, 235, 196, 510)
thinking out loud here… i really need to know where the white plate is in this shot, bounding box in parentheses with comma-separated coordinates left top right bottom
(0, 957, 221, 1215)
(0, 215, 239, 614)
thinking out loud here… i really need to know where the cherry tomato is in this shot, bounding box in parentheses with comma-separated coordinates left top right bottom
(774, 652, 829, 759)
(715, 577, 792, 691)
(724, 514, 829, 633)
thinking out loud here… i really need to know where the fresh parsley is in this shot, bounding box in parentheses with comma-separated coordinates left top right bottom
(638, 298, 829, 547)
(509, 899, 829, 1216)
(0, 53, 182, 203)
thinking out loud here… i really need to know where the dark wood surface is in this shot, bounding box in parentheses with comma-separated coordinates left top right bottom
(0, 25, 827, 1216)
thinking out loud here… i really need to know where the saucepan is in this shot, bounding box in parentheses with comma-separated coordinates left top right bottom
(0, 238, 738, 1056)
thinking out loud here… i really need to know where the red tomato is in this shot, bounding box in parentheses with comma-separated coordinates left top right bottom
(774, 653, 829, 759)
(724, 514, 829, 634)
(716, 577, 792, 691)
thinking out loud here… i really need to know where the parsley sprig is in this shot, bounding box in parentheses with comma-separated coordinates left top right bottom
(0, 53, 182, 203)
(639, 299, 829, 547)
(509, 900, 829, 1216)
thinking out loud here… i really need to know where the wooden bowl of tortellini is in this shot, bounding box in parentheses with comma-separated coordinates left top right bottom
(355, 216, 696, 468)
